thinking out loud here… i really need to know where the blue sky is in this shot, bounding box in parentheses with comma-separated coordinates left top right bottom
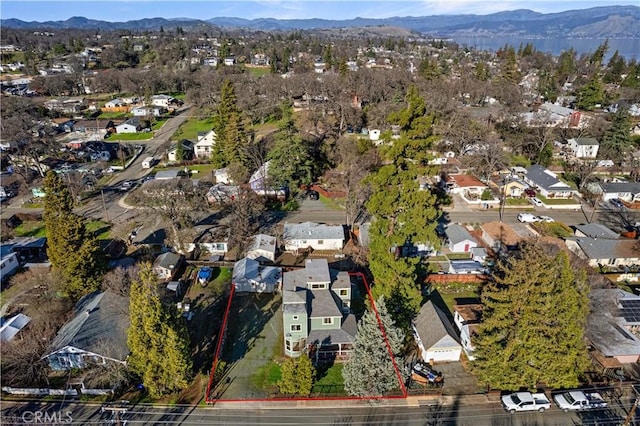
(1, 1, 638, 22)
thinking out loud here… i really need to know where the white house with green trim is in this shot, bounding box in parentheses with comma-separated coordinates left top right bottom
(282, 259, 356, 361)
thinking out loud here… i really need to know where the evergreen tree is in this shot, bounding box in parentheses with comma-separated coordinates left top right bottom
(277, 355, 315, 396)
(622, 59, 640, 88)
(601, 108, 633, 164)
(472, 242, 590, 391)
(43, 171, 104, 299)
(576, 76, 604, 111)
(589, 39, 609, 67)
(127, 263, 192, 398)
(212, 80, 246, 168)
(500, 46, 520, 83)
(475, 62, 490, 81)
(604, 50, 626, 83)
(342, 297, 404, 397)
(174, 141, 184, 161)
(267, 133, 313, 188)
(419, 57, 440, 80)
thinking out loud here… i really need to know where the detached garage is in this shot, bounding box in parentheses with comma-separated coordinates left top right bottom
(412, 300, 462, 364)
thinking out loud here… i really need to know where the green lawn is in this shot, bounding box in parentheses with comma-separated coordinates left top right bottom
(86, 220, 111, 239)
(313, 363, 344, 394)
(532, 221, 573, 238)
(251, 361, 282, 391)
(109, 132, 153, 141)
(98, 112, 130, 120)
(318, 195, 345, 211)
(537, 194, 579, 205)
(173, 118, 215, 141)
(152, 119, 167, 130)
(211, 268, 232, 287)
(505, 198, 532, 206)
(14, 221, 47, 238)
(244, 65, 271, 77)
(187, 164, 216, 174)
(431, 285, 481, 313)
(447, 253, 473, 260)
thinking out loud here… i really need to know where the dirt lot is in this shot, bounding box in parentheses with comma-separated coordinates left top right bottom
(212, 292, 283, 400)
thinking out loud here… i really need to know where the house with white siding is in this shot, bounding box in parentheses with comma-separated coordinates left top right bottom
(283, 222, 345, 253)
(412, 300, 462, 363)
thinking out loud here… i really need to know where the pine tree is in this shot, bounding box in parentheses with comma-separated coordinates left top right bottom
(212, 80, 246, 169)
(278, 355, 315, 396)
(342, 297, 404, 397)
(472, 242, 590, 391)
(43, 171, 104, 299)
(127, 263, 192, 398)
(601, 108, 633, 164)
(576, 76, 604, 111)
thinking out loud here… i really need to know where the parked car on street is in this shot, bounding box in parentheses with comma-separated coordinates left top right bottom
(530, 197, 543, 207)
(502, 392, 551, 414)
(537, 215, 555, 223)
(553, 390, 607, 412)
(518, 213, 540, 223)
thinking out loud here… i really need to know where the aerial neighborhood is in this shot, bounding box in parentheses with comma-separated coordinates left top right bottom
(1, 5, 640, 424)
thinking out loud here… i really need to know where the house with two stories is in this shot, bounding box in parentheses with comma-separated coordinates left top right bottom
(195, 130, 217, 159)
(282, 259, 356, 360)
(567, 137, 599, 159)
(444, 224, 478, 253)
(524, 165, 573, 199)
(232, 257, 281, 293)
(453, 304, 483, 361)
(412, 300, 462, 364)
(150, 94, 175, 109)
(283, 222, 345, 253)
(43, 291, 129, 370)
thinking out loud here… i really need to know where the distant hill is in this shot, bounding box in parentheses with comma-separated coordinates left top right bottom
(2, 6, 639, 38)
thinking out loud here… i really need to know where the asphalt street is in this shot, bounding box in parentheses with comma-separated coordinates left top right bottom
(1, 395, 637, 425)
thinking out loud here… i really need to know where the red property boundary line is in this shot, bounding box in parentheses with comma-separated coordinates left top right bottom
(204, 272, 407, 404)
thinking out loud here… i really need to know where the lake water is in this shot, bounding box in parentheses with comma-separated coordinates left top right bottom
(451, 37, 639, 61)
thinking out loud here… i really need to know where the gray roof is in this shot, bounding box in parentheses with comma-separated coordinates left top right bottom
(308, 290, 343, 318)
(301, 258, 331, 283)
(48, 291, 130, 361)
(330, 269, 351, 289)
(569, 137, 599, 146)
(358, 223, 371, 248)
(283, 222, 345, 242)
(0, 313, 31, 342)
(574, 223, 620, 239)
(247, 234, 276, 253)
(587, 289, 640, 358)
(525, 165, 571, 192)
(446, 224, 476, 245)
(307, 314, 357, 346)
(153, 251, 182, 270)
(599, 182, 640, 195)
(413, 300, 460, 350)
(155, 170, 180, 180)
(571, 237, 639, 260)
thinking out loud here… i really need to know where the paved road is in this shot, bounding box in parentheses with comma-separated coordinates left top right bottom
(1, 394, 636, 425)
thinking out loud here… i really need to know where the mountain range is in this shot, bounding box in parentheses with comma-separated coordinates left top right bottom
(2, 6, 639, 39)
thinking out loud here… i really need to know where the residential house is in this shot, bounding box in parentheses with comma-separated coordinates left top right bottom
(587, 289, 640, 365)
(283, 222, 345, 253)
(73, 119, 116, 136)
(498, 177, 529, 198)
(214, 168, 231, 184)
(521, 102, 586, 128)
(167, 139, 195, 162)
(524, 165, 573, 198)
(246, 234, 277, 263)
(480, 221, 521, 254)
(564, 237, 639, 268)
(104, 98, 124, 109)
(598, 182, 640, 203)
(0, 313, 31, 342)
(203, 57, 218, 67)
(1, 236, 47, 262)
(567, 137, 599, 159)
(412, 300, 462, 363)
(44, 98, 86, 114)
(449, 174, 487, 196)
(190, 226, 229, 257)
(445, 224, 478, 253)
(44, 291, 130, 370)
(574, 223, 620, 239)
(115, 117, 144, 134)
(0, 252, 19, 281)
(152, 252, 183, 280)
(223, 57, 235, 66)
(249, 161, 287, 197)
(195, 130, 216, 159)
(448, 260, 486, 274)
(131, 106, 166, 117)
(129, 222, 167, 251)
(251, 53, 269, 66)
(154, 170, 181, 180)
(453, 304, 483, 361)
(232, 257, 281, 293)
(282, 259, 356, 360)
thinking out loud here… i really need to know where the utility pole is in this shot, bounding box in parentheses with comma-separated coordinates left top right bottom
(101, 188, 109, 222)
(622, 384, 639, 426)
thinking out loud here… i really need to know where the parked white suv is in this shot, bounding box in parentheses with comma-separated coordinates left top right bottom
(517, 213, 539, 223)
(530, 197, 543, 207)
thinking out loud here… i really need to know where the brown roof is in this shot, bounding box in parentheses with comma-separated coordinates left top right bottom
(454, 304, 483, 324)
(481, 221, 521, 246)
(451, 174, 487, 188)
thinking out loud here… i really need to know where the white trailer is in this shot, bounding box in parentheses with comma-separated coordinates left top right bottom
(142, 157, 155, 169)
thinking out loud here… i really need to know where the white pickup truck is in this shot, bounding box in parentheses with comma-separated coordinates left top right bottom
(502, 392, 551, 414)
(553, 390, 607, 412)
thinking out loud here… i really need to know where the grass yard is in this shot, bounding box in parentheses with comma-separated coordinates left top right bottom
(86, 220, 111, 239)
(431, 284, 481, 313)
(211, 267, 232, 287)
(174, 118, 215, 141)
(14, 221, 47, 238)
(251, 361, 282, 391)
(313, 363, 345, 394)
(505, 198, 532, 206)
(98, 112, 130, 120)
(537, 194, 579, 205)
(244, 65, 271, 77)
(152, 119, 167, 130)
(109, 132, 153, 141)
(187, 164, 216, 174)
(447, 253, 473, 260)
(318, 195, 345, 210)
(532, 221, 573, 238)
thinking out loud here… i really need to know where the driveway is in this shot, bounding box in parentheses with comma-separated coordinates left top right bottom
(288, 197, 346, 224)
(214, 293, 283, 400)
